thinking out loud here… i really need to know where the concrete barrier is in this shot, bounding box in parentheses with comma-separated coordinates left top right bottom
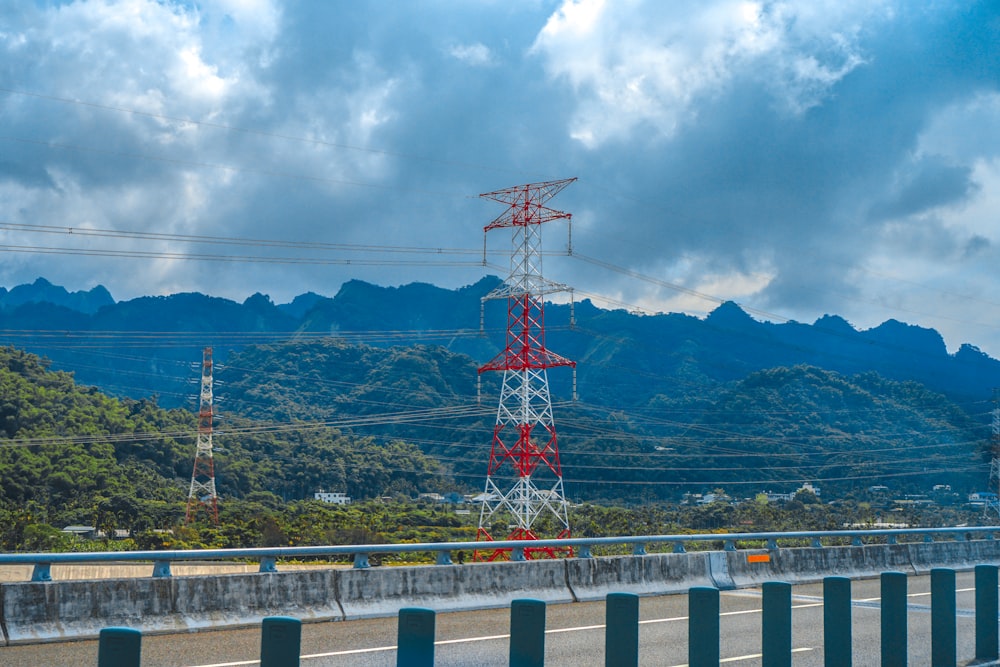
(1, 571, 344, 644)
(339, 560, 573, 619)
(565, 552, 715, 601)
(907, 540, 1000, 573)
(3, 541, 1000, 645)
(724, 543, 919, 588)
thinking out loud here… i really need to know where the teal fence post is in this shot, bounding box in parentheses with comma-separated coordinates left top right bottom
(97, 627, 142, 667)
(823, 576, 851, 667)
(977, 564, 999, 661)
(881, 571, 907, 667)
(605, 592, 639, 667)
(398, 607, 435, 667)
(510, 598, 546, 667)
(931, 568, 956, 667)
(689, 586, 720, 667)
(762, 581, 792, 667)
(260, 616, 301, 667)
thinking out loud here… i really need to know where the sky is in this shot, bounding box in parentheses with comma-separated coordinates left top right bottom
(1, 1, 1000, 355)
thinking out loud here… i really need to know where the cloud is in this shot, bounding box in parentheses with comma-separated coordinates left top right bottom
(530, 0, 881, 147)
(1, 0, 1000, 359)
(448, 42, 494, 66)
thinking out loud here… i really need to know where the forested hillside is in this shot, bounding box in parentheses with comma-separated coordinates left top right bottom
(218, 340, 989, 501)
(0, 276, 995, 548)
(0, 338, 991, 553)
(0, 346, 452, 551)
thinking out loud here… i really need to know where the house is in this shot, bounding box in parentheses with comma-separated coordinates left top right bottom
(968, 491, 998, 506)
(314, 491, 351, 505)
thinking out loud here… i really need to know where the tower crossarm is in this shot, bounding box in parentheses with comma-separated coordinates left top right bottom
(480, 178, 577, 231)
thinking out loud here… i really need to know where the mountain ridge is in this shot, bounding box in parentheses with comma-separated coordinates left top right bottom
(0, 277, 995, 411)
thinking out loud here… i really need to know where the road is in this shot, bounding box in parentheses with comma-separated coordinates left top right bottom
(0, 571, 985, 666)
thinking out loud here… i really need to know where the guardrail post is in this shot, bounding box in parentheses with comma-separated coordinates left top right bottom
(605, 592, 639, 667)
(259, 556, 277, 573)
(689, 586, 719, 667)
(398, 607, 435, 667)
(823, 576, 851, 667)
(976, 564, 999, 661)
(881, 571, 907, 667)
(152, 560, 171, 577)
(931, 568, 956, 667)
(260, 616, 301, 667)
(762, 581, 791, 667)
(510, 599, 545, 667)
(98, 627, 142, 667)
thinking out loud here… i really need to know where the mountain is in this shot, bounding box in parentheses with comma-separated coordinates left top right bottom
(0, 276, 996, 411)
(0, 277, 114, 314)
(0, 345, 451, 549)
(0, 319, 987, 512)
(216, 341, 986, 501)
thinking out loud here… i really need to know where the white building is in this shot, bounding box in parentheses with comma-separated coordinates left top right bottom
(314, 491, 351, 505)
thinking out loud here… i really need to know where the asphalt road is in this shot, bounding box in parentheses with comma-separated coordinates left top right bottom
(0, 571, 986, 666)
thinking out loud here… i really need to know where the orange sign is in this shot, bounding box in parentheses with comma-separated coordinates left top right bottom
(747, 553, 771, 563)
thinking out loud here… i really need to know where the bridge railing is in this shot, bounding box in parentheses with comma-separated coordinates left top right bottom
(2, 525, 997, 582)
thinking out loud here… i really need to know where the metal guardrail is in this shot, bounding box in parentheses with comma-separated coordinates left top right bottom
(2, 526, 996, 582)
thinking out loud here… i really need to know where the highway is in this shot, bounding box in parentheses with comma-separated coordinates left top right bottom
(0, 571, 983, 666)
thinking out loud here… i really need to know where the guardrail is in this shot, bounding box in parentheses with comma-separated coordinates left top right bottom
(2, 526, 996, 582)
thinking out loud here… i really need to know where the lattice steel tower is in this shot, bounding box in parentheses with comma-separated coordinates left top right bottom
(186, 347, 219, 525)
(988, 388, 1000, 519)
(475, 178, 577, 559)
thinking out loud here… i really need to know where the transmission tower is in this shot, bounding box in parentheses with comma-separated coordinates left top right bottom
(987, 388, 1000, 519)
(474, 178, 577, 561)
(186, 347, 219, 525)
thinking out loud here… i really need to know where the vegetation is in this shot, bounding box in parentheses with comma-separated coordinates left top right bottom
(0, 332, 993, 554)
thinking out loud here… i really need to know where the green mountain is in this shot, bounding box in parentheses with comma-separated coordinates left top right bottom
(0, 276, 994, 508)
(217, 340, 987, 502)
(0, 346, 451, 550)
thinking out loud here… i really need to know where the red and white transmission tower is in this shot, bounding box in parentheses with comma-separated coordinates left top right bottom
(186, 347, 219, 525)
(475, 178, 577, 560)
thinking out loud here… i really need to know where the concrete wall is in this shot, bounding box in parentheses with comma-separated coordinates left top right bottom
(3, 540, 999, 645)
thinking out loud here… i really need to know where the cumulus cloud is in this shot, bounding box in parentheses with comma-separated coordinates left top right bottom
(1, 0, 1000, 357)
(530, 0, 881, 147)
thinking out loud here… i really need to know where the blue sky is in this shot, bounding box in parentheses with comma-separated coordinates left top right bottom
(2, 1, 1000, 355)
